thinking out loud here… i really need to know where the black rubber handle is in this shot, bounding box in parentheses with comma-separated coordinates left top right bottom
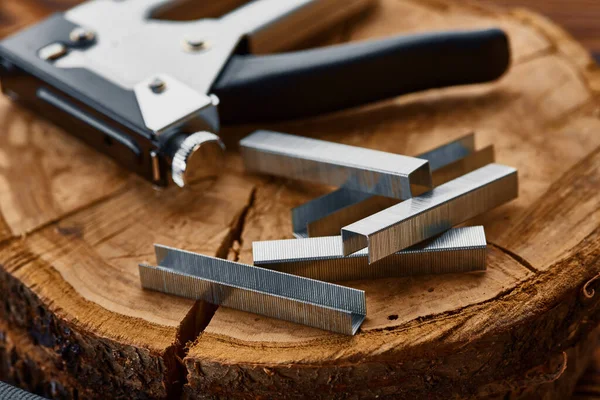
(212, 28, 510, 124)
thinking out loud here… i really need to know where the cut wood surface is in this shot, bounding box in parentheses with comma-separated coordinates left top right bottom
(487, 0, 600, 55)
(1, 0, 600, 399)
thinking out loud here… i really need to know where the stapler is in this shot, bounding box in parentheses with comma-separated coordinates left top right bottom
(0, 0, 510, 187)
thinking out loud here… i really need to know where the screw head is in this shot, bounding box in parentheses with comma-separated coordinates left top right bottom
(183, 37, 210, 52)
(69, 27, 96, 44)
(149, 78, 167, 94)
(38, 43, 68, 61)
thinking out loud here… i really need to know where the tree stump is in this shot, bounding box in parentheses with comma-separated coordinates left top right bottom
(1, 0, 600, 399)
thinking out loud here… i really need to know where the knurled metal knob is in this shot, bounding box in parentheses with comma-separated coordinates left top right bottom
(171, 132, 225, 188)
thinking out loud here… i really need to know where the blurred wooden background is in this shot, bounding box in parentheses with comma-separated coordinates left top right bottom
(0, 1, 599, 56)
(1, 0, 599, 57)
(489, 0, 600, 56)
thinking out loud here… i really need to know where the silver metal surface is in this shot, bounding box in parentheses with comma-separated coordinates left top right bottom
(133, 74, 214, 135)
(241, 130, 432, 200)
(148, 78, 167, 94)
(183, 36, 211, 52)
(291, 134, 475, 237)
(69, 26, 96, 43)
(301, 145, 496, 238)
(62, 0, 343, 92)
(292, 189, 377, 238)
(253, 226, 486, 282)
(292, 134, 496, 238)
(341, 163, 518, 263)
(38, 43, 68, 61)
(58, 0, 373, 132)
(429, 144, 495, 187)
(417, 133, 475, 171)
(171, 132, 225, 187)
(139, 245, 366, 335)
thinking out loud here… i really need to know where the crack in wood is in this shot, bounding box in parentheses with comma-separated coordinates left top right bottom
(167, 301, 218, 399)
(489, 242, 538, 273)
(162, 185, 257, 397)
(216, 186, 257, 261)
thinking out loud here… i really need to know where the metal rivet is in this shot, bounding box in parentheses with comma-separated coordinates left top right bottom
(209, 94, 220, 106)
(150, 151, 161, 182)
(38, 43, 68, 61)
(70, 27, 96, 44)
(184, 37, 210, 52)
(149, 78, 167, 94)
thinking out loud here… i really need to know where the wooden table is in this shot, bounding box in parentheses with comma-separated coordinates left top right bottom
(484, 4, 600, 398)
(1, 1, 600, 399)
(489, 0, 600, 56)
(486, 4, 600, 399)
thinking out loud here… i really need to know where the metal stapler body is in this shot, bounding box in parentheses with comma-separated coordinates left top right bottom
(0, 0, 510, 187)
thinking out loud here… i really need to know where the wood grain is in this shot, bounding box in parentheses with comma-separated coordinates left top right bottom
(487, 0, 600, 55)
(185, 0, 600, 398)
(0, 0, 600, 399)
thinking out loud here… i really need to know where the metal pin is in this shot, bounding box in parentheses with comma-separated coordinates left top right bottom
(240, 130, 432, 200)
(341, 164, 518, 263)
(292, 135, 495, 238)
(253, 226, 486, 282)
(139, 245, 366, 335)
(150, 151, 161, 182)
(38, 43, 68, 61)
(69, 27, 96, 44)
(183, 36, 211, 52)
(149, 78, 167, 94)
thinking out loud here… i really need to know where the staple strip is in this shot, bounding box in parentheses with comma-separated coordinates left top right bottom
(292, 189, 377, 238)
(253, 226, 486, 282)
(140, 245, 366, 335)
(415, 132, 475, 171)
(291, 133, 475, 238)
(429, 144, 495, 187)
(292, 135, 494, 238)
(341, 163, 517, 263)
(240, 130, 432, 200)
